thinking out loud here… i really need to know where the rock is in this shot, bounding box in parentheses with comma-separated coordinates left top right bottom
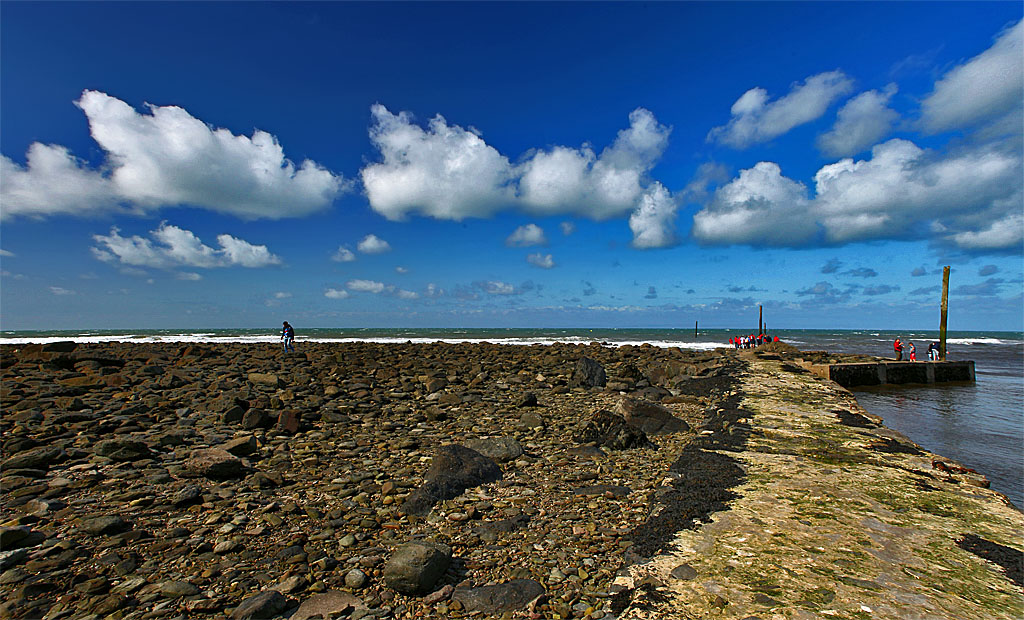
(0, 549, 28, 571)
(172, 484, 204, 507)
(344, 568, 368, 589)
(451, 579, 545, 614)
(248, 373, 283, 388)
(570, 357, 606, 388)
(670, 563, 697, 580)
(572, 484, 631, 498)
(222, 435, 258, 457)
(464, 437, 524, 463)
(42, 341, 77, 353)
(290, 590, 364, 620)
(2, 446, 64, 470)
(519, 412, 545, 429)
(186, 448, 247, 479)
(0, 527, 46, 549)
(79, 516, 131, 536)
(242, 409, 273, 430)
(94, 438, 152, 462)
(402, 445, 502, 516)
(516, 392, 539, 407)
(160, 580, 200, 598)
(383, 541, 452, 595)
(615, 396, 690, 435)
(573, 410, 651, 450)
(276, 410, 301, 434)
(230, 589, 289, 619)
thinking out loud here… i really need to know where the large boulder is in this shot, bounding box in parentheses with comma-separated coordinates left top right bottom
(402, 445, 502, 516)
(230, 590, 289, 619)
(573, 410, 651, 450)
(616, 396, 690, 435)
(2, 445, 64, 470)
(383, 541, 452, 595)
(570, 357, 606, 388)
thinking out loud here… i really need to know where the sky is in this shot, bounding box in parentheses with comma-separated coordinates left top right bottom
(1, 1, 1022, 331)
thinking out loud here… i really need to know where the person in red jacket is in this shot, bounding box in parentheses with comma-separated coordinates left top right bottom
(893, 337, 904, 361)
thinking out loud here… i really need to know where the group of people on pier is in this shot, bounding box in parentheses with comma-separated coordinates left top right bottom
(730, 333, 778, 349)
(894, 338, 940, 361)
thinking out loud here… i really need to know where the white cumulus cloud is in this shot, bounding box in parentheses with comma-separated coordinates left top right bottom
(50, 286, 75, 296)
(357, 234, 391, 254)
(332, 247, 356, 262)
(325, 288, 350, 299)
(692, 162, 816, 245)
(526, 253, 555, 268)
(506, 224, 547, 247)
(708, 71, 854, 148)
(1, 91, 348, 220)
(360, 105, 673, 224)
(921, 20, 1023, 134)
(817, 84, 900, 157)
(91, 223, 281, 269)
(629, 183, 678, 249)
(347, 279, 386, 293)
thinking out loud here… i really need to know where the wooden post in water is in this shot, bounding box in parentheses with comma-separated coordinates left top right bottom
(939, 266, 950, 361)
(758, 305, 763, 334)
(694, 320, 698, 338)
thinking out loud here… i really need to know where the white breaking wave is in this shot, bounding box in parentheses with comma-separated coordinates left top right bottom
(0, 333, 728, 350)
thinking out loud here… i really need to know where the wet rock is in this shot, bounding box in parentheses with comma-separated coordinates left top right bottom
(383, 541, 452, 595)
(574, 410, 652, 450)
(570, 357, 606, 388)
(616, 396, 690, 435)
(452, 578, 545, 614)
(402, 445, 502, 516)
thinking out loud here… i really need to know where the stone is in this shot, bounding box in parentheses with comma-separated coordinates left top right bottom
(670, 563, 697, 580)
(94, 438, 152, 462)
(519, 412, 545, 429)
(2, 446, 63, 471)
(290, 590, 364, 620)
(383, 541, 452, 595)
(615, 396, 690, 435)
(570, 357, 607, 388)
(464, 437, 524, 463)
(277, 410, 301, 434)
(573, 410, 651, 450)
(230, 589, 289, 619)
(172, 484, 204, 506)
(517, 392, 539, 407)
(222, 435, 258, 457)
(248, 373, 283, 388)
(79, 516, 131, 536)
(344, 568, 368, 589)
(451, 579, 546, 614)
(402, 445, 502, 516)
(160, 580, 200, 598)
(242, 409, 273, 430)
(186, 448, 247, 479)
(0, 527, 46, 549)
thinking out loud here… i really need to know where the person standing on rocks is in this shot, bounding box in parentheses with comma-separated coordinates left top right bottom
(281, 321, 295, 352)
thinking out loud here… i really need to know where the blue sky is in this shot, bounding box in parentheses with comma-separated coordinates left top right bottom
(1, 2, 1021, 331)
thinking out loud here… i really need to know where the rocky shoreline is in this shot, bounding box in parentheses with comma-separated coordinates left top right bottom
(1, 341, 1021, 619)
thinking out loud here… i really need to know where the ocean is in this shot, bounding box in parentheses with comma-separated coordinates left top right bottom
(3, 327, 1021, 507)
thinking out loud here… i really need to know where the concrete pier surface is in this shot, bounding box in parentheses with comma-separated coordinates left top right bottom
(615, 350, 1021, 619)
(798, 360, 975, 388)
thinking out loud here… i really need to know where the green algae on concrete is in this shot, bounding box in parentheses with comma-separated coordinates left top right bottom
(615, 351, 1023, 620)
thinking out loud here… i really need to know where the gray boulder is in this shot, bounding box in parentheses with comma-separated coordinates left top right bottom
(383, 541, 452, 595)
(452, 579, 545, 614)
(570, 357, 606, 388)
(616, 396, 690, 435)
(230, 589, 289, 619)
(402, 445, 502, 516)
(186, 448, 247, 480)
(464, 437, 524, 463)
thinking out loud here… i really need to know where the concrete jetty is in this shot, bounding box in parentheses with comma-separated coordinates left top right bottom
(799, 360, 976, 388)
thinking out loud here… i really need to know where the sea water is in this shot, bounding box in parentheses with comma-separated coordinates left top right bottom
(3, 327, 1021, 506)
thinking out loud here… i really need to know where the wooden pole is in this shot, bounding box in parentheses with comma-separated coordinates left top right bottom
(939, 266, 950, 361)
(694, 320, 698, 338)
(758, 305, 763, 334)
